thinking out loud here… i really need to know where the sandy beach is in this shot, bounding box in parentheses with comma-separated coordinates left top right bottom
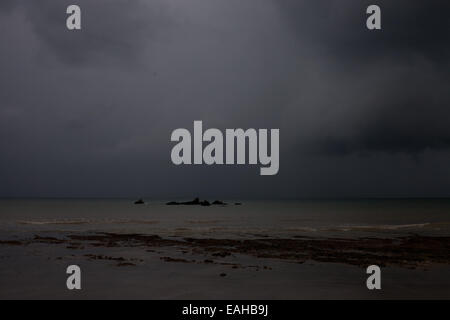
(1, 231, 449, 299)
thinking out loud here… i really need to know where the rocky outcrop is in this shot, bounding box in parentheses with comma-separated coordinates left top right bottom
(166, 198, 229, 206)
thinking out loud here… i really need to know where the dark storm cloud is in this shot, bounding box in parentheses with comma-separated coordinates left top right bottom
(339, 84, 450, 154)
(1, 0, 450, 198)
(277, 0, 450, 63)
(3, 0, 168, 65)
(302, 66, 450, 155)
(275, 0, 450, 155)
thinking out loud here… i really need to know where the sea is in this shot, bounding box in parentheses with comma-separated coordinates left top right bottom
(1, 198, 449, 240)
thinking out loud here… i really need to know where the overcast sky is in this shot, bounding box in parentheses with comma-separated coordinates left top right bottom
(1, 0, 450, 199)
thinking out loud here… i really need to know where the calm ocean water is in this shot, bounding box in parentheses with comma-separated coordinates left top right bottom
(0, 199, 449, 239)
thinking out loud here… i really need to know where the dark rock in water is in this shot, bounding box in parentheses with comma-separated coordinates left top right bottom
(200, 200, 211, 206)
(234, 202, 242, 205)
(134, 199, 145, 205)
(184, 197, 200, 205)
(166, 197, 209, 206)
(166, 198, 228, 207)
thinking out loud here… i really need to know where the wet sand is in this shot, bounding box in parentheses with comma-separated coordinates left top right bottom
(1, 232, 449, 299)
(3, 233, 449, 268)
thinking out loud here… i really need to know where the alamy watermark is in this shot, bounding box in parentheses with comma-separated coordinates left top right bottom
(170, 121, 279, 176)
